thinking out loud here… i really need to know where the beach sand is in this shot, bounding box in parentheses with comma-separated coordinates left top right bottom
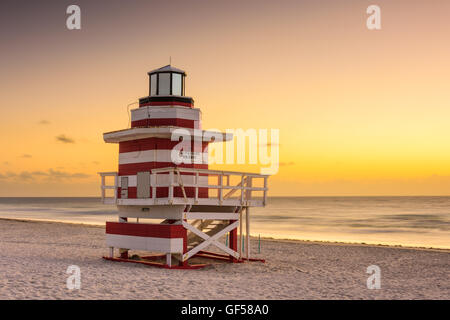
(0, 219, 448, 300)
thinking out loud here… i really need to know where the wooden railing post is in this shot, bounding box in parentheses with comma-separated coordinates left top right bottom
(218, 174, 223, 204)
(246, 176, 253, 205)
(101, 175, 105, 201)
(246, 206, 250, 260)
(239, 207, 243, 259)
(151, 172, 156, 201)
(195, 171, 199, 204)
(263, 176, 268, 206)
(240, 174, 245, 205)
(114, 174, 118, 202)
(168, 170, 174, 203)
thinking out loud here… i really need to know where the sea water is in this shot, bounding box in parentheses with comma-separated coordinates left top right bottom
(0, 196, 448, 249)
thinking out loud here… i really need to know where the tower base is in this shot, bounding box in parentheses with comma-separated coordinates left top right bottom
(102, 251, 265, 270)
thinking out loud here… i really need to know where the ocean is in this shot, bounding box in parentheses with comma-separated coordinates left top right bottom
(0, 196, 448, 249)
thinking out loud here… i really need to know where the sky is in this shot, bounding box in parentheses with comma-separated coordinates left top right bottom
(0, 0, 450, 196)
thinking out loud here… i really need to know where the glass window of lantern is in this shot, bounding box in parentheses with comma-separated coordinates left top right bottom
(172, 73, 182, 96)
(158, 73, 170, 95)
(150, 74, 157, 96)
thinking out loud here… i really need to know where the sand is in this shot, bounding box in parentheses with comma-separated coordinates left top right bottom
(0, 219, 448, 300)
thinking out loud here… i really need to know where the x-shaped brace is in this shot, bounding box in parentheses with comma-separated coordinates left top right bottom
(182, 220, 240, 261)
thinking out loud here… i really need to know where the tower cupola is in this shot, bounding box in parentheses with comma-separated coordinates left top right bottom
(148, 65, 186, 97)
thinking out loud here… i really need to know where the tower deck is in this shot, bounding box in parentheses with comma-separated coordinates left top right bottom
(100, 167, 268, 208)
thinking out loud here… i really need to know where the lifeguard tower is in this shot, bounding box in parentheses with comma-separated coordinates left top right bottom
(99, 65, 269, 269)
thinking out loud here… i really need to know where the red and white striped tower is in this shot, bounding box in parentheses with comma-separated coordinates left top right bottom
(99, 65, 268, 269)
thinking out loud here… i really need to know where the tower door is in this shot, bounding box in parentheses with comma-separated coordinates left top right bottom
(137, 171, 151, 198)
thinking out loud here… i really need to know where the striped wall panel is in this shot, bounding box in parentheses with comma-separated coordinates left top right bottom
(139, 101, 193, 108)
(119, 150, 208, 165)
(118, 174, 209, 187)
(117, 172, 210, 199)
(131, 106, 201, 129)
(118, 162, 208, 176)
(106, 222, 186, 238)
(132, 106, 200, 121)
(117, 187, 209, 199)
(106, 234, 184, 253)
(138, 95, 194, 108)
(106, 222, 186, 253)
(131, 118, 198, 128)
(119, 138, 209, 153)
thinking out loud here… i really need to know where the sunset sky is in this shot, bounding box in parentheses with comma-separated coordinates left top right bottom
(1, 0, 450, 196)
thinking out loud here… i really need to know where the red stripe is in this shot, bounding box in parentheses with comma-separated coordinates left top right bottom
(131, 118, 198, 129)
(118, 162, 208, 176)
(119, 187, 137, 198)
(139, 101, 193, 108)
(119, 138, 209, 153)
(118, 187, 209, 199)
(106, 222, 186, 238)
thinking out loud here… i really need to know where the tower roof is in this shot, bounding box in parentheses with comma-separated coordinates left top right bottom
(148, 65, 186, 75)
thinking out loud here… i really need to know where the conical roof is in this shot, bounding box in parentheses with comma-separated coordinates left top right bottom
(147, 65, 186, 75)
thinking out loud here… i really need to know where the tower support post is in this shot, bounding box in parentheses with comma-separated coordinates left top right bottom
(246, 207, 250, 260)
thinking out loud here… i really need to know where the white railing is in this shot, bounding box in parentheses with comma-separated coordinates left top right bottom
(98, 172, 118, 204)
(99, 167, 269, 207)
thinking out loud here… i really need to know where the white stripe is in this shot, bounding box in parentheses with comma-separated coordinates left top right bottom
(119, 149, 208, 165)
(118, 175, 137, 187)
(154, 174, 208, 186)
(106, 234, 183, 253)
(131, 106, 201, 122)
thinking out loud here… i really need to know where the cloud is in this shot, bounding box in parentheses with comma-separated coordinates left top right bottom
(31, 171, 48, 176)
(0, 169, 90, 182)
(0, 172, 18, 180)
(21, 154, 32, 158)
(38, 120, 50, 125)
(45, 169, 89, 180)
(19, 172, 34, 180)
(56, 134, 75, 144)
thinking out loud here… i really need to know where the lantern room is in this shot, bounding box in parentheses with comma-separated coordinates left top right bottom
(148, 65, 186, 97)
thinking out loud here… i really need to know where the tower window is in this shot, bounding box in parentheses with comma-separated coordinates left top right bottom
(172, 73, 182, 96)
(158, 73, 171, 95)
(150, 74, 157, 96)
